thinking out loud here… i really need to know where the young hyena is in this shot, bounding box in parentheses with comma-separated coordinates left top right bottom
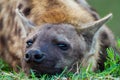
(0, 0, 115, 75)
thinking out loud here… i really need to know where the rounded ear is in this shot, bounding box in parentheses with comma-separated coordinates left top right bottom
(76, 13, 112, 35)
(15, 9, 35, 38)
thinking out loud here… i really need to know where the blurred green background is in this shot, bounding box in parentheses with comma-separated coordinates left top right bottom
(88, 0, 120, 38)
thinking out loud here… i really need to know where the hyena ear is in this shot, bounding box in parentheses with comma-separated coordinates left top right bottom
(15, 9, 35, 38)
(76, 13, 112, 35)
(80, 14, 112, 71)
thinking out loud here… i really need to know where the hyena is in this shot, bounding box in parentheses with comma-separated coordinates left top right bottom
(0, 0, 115, 75)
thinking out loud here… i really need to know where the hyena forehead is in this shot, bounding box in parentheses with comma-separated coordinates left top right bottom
(27, 24, 79, 41)
(39, 24, 76, 32)
(26, 24, 79, 42)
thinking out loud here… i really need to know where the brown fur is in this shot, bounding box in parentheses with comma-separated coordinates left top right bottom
(0, 0, 22, 71)
(0, 0, 115, 74)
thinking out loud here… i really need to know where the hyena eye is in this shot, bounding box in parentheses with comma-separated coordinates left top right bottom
(57, 42, 70, 51)
(26, 40, 33, 48)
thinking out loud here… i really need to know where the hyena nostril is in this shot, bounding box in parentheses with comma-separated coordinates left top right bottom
(34, 54, 42, 59)
(33, 53, 45, 63)
(24, 52, 31, 62)
(25, 53, 29, 59)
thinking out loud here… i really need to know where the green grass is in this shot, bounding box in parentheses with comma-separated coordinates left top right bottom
(0, 40, 120, 80)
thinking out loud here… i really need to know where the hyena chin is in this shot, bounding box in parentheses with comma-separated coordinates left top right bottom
(16, 9, 115, 75)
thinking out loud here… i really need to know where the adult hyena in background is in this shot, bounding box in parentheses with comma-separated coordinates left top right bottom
(0, 0, 22, 71)
(0, 0, 115, 75)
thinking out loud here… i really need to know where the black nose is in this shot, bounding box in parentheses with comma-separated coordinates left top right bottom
(24, 50, 45, 63)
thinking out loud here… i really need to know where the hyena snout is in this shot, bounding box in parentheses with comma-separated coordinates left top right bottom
(24, 50, 45, 63)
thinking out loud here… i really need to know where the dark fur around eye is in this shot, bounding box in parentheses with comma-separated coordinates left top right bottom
(56, 42, 70, 51)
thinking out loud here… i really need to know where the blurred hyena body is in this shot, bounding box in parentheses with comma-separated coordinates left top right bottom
(0, 0, 21, 71)
(0, 0, 115, 74)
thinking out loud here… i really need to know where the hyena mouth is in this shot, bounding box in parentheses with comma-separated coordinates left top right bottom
(25, 60, 63, 75)
(30, 67, 63, 75)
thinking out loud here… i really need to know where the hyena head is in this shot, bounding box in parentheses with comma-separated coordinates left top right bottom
(16, 8, 112, 75)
